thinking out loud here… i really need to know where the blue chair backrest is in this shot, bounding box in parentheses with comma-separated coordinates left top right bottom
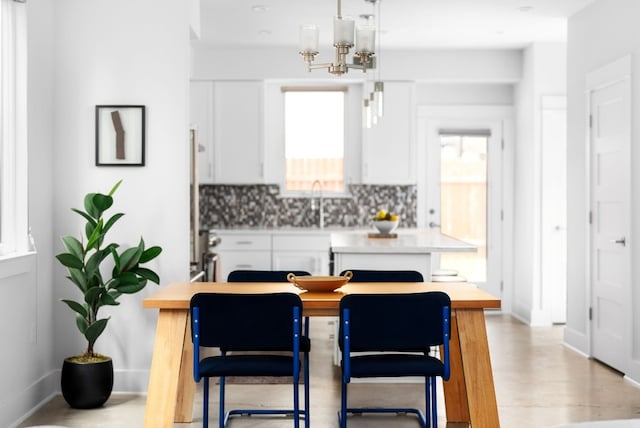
(339, 292, 450, 352)
(339, 269, 424, 282)
(228, 270, 311, 282)
(190, 292, 303, 351)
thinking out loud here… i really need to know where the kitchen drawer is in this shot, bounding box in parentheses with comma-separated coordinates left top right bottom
(217, 233, 271, 251)
(218, 250, 271, 281)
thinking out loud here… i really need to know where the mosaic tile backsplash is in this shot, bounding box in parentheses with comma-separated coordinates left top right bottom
(200, 184, 417, 230)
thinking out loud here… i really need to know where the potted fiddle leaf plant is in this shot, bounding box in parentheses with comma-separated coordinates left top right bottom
(55, 180, 162, 408)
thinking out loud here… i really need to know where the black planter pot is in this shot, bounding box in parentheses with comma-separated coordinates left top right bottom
(61, 357, 113, 409)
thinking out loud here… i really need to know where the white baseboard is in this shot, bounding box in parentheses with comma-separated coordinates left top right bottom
(563, 326, 589, 355)
(5, 370, 58, 428)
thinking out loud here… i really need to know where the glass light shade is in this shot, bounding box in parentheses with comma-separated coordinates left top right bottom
(333, 16, 355, 45)
(356, 25, 376, 53)
(299, 24, 319, 53)
(362, 99, 372, 128)
(374, 81, 384, 117)
(369, 92, 378, 122)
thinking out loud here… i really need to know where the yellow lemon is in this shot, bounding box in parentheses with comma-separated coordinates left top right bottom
(390, 214, 398, 221)
(377, 209, 387, 219)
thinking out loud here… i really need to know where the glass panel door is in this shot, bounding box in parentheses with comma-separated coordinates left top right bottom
(439, 134, 488, 283)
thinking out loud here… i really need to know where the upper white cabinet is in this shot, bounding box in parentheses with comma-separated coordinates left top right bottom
(190, 80, 264, 184)
(361, 81, 416, 184)
(213, 81, 264, 184)
(190, 81, 215, 183)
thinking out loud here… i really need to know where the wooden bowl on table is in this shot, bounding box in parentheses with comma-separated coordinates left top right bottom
(287, 271, 353, 292)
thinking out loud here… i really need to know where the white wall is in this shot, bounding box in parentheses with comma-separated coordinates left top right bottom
(565, 0, 640, 381)
(191, 45, 522, 82)
(416, 83, 513, 105)
(512, 42, 566, 325)
(50, 0, 191, 389)
(4, 1, 191, 426)
(0, 2, 56, 427)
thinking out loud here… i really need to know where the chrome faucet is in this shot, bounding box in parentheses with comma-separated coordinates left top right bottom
(311, 179, 324, 229)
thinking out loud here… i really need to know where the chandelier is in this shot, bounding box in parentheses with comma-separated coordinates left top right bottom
(299, 0, 377, 76)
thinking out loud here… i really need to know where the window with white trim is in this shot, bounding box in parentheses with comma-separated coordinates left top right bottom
(1, 0, 29, 256)
(282, 87, 347, 193)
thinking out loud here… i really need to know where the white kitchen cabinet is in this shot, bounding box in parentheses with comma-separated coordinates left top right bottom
(190, 81, 215, 183)
(213, 81, 264, 183)
(216, 230, 332, 279)
(362, 81, 416, 184)
(216, 232, 271, 280)
(272, 233, 331, 275)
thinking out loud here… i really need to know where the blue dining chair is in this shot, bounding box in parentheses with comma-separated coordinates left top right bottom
(190, 292, 308, 428)
(226, 270, 311, 427)
(227, 269, 313, 336)
(338, 291, 451, 428)
(339, 269, 424, 282)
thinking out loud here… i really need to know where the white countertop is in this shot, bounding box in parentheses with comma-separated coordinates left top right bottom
(330, 228, 476, 254)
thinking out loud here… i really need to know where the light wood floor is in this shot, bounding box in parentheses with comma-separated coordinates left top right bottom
(18, 314, 640, 428)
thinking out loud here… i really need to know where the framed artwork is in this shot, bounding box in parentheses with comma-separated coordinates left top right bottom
(95, 105, 146, 166)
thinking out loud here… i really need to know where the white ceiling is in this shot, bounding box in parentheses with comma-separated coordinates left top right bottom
(196, 0, 594, 50)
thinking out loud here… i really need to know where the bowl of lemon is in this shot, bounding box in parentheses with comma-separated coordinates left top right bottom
(372, 209, 399, 234)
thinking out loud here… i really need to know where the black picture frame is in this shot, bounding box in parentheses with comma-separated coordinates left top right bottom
(95, 105, 146, 166)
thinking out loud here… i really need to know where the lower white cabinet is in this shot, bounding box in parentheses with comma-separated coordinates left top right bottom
(217, 230, 331, 279)
(216, 232, 271, 281)
(272, 233, 330, 275)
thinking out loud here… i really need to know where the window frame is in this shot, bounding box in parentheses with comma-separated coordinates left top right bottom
(0, 0, 29, 257)
(282, 86, 346, 194)
(263, 81, 362, 198)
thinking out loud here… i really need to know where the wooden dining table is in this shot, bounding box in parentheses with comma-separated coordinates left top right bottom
(142, 281, 501, 428)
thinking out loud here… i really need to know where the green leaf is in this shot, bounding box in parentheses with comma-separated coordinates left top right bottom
(61, 299, 88, 318)
(110, 246, 121, 273)
(61, 236, 84, 260)
(92, 193, 113, 213)
(84, 192, 99, 219)
(119, 245, 143, 272)
(71, 208, 97, 228)
(56, 253, 84, 270)
(140, 246, 162, 263)
(85, 219, 104, 251)
(85, 318, 109, 345)
(108, 179, 123, 196)
(115, 271, 139, 287)
(118, 280, 147, 294)
(84, 251, 103, 281)
(100, 292, 119, 306)
(76, 314, 89, 334)
(68, 268, 88, 292)
(108, 289, 122, 301)
(134, 267, 160, 284)
(84, 286, 104, 305)
(103, 212, 124, 235)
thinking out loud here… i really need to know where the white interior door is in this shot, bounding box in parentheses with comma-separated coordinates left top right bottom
(589, 75, 631, 372)
(425, 119, 503, 298)
(541, 96, 567, 324)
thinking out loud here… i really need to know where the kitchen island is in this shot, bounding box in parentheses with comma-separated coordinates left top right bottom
(330, 228, 476, 280)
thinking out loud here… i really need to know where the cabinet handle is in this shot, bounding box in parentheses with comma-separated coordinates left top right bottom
(235, 241, 253, 245)
(235, 264, 253, 268)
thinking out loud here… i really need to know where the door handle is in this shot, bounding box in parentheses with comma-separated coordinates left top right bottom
(429, 222, 441, 228)
(610, 237, 626, 246)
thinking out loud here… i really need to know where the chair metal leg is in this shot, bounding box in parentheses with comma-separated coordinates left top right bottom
(293, 369, 300, 428)
(340, 381, 348, 428)
(424, 377, 430, 428)
(218, 376, 225, 428)
(430, 377, 438, 428)
(304, 352, 310, 428)
(203, 377, 209, 428)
